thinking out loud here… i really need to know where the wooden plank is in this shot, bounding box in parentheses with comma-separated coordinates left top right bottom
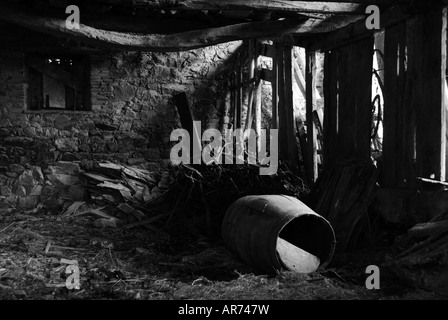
(337, 44, 353, 160)
(231, 71, 238, 129)
(236, 56, 243, 129)
(101, 0, 378, 14)
(306, 50, 318, 183)
(322, 50, 338, 170)
(277, 45, 288, 158)
(398, 16, 418, 188)
(284, 46, 299, 165)
(173, 92, 194, 137)
(0, 3, 329, 52)
(244, 39, 256, 131)
(272, 44, 279, 129)
(336, 38, 373, 162)
(382, 21, 403, 188)
(173, 92, 204, 164)
(353, 38, 374, 159)
(416, 7, 447, 181)
(254, 55, 262, 153)
(293, 58, 306, 99)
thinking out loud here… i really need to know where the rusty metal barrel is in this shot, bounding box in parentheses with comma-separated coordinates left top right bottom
(222, 195, 336, 274)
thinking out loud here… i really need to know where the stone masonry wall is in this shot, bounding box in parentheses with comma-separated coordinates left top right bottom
(0, 39, 244, 210)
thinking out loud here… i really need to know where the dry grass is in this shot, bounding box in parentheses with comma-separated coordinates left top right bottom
(0, 208, 443, 300)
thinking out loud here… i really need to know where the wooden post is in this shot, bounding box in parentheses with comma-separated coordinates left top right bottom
(236, 52, 243, 129)
(337, 38, 373, 162)
(416, 7, 447, 181)
(323, 50, 338, 170)
(382, 21, 405, 188)
(382, 7, 447, 188)
(284, 45, 299, 166)
(244, 39, 256, 131)
(277, 44, 287, 159)
(306, 50, 318, 183)
(254, 45, 262, 153)
(173, 92, 201, 164)
(272, 43, 279, 129)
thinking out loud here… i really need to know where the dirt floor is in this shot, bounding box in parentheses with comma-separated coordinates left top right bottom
(0, 207, 446, 300)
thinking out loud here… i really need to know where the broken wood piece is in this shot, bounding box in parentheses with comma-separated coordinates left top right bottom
(97, 162, 123, 171)
(80, 172, 121, 183)
(117, 203, 136, 215)
(119, 190, 135, 202)
(60, 258, 78, 265)
(142, 185, 152, 203)
(45, 240, 52, 254)
(417, 177, 448, 190)
(45, 283, 67, 288)
(123, 166, 157, 184)
(89, 208, 117, 219)
(97, 181, 132, 193)
(407, 220, 448, 240)
(131, 210, 145, 221)
(93, 218, 118, 228)
(62, 201, 86, 217)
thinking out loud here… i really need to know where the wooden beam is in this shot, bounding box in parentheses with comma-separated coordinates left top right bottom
(381, 21, 405, 188)
(322, 50, 338, 169)
(272, 44, 279, 130)
(284, 46, 299, 166)
(293, 58, 306, 98)
(254, 55, 262, 153)
(0, 3, 323, 51)
(277, 45, 288, 158)
(236, 56, 243, 129)
(416, 7, 447, 181)
(173, 92, 195, 138)
(336, 37, 373, 161)
(306, 50, 318, 183)
(305, 5, 411, 51)
(98, 0, 382, 14)
(244, 39, 256, 131)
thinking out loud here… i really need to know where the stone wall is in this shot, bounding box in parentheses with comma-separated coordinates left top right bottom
(0, 31, 244, 209)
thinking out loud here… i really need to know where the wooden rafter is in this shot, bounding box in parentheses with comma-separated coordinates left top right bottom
(0, 3, 360, 51)
(97, 0, 408, 13)
(303, 5, 411, 50)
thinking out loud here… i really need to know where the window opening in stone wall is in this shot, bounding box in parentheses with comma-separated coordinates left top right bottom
(26, 54, 91, 111)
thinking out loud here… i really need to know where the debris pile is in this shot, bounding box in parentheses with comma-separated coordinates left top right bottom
(386, 214, 448, 295)
(308, 158, 379, 251)
(60, 160, 174, 232)
(69, 160, 309, 238)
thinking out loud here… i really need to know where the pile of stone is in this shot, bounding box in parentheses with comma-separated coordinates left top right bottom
(0, 161, 84, 211)
(77, 160, 172, 226)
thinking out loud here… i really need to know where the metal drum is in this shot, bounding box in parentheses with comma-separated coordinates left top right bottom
(222, 195, 336, 274)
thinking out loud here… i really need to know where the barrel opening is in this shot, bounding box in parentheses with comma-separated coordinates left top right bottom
(277, 214, 335, 271)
